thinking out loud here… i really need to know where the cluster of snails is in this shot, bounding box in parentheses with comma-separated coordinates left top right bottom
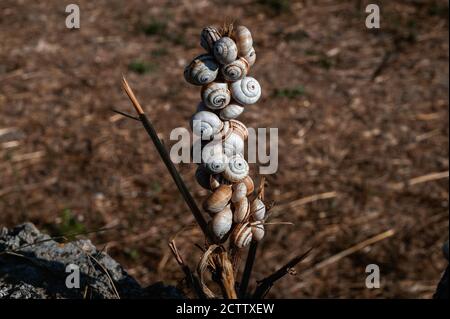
(184, 25, 266, 248)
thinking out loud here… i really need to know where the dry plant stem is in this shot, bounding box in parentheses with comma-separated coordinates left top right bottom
(253, 247, 313, 299)
(122, 77, 210, 240)
(239, 241, 258, 298)
(216, 251, 238, 299)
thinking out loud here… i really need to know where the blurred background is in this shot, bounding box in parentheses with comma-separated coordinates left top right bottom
(0, 0, 448, 298)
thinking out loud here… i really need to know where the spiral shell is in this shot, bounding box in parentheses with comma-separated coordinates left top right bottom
(219, 104, 244, 120)
(243, 47, 256, 67)
(231, 182, 247, 203)
(234, 26, 253, 56)
(233, 197, 249, 223)
(230, 119, 249, 140)
(232, 222, 252, 248)
(203, 184, 232, 214)
(223, 131, 245, 157)
(222, 58, 249, 82)
(251, 222, 265, 242)
(251, 198, 266, 221)
(204, 151, 227, 174)
(213, 37, 238, 65)
(212, 205, 233, 239)
(201, 82, 231, 110)
(200, 26, 221, 53)
(195, 165, 212, 190)
(191, 111, 223, 139)
(184, 54, 219, 86)
(231, 77, 261, 105)
(242, 176, 255, 196)
(224, 155, 249, 182)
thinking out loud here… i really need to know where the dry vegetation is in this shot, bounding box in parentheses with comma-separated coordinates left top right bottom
(0, 0, 448, 298)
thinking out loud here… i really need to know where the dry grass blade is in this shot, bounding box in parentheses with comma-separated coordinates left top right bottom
(197, 245, 220, 298)
(216, 251, 238, 299)
(253, 247, 313, 299)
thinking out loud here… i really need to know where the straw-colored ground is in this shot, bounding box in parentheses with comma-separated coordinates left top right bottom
(0, 0, 448, 298)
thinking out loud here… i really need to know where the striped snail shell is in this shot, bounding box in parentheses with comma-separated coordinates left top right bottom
(230, 76, 261, 105)
(234, 26, 253, 56)
(184, 54, 219, 86)
(224, 155, 249, 182)
(233, 197, 250, 223)
(200, 26, 221, 53)
(242, 176, 255, 196)
(212, 205, 233, 239)
(230, 119, 249, 140)
(232, 222, 252, 248)
(203, 184, 232, 214)
(231, 182, 247, 203)
(201, 82, 231, 110)
(243, 47, 256, 67)
(223, 130, 245, 157)
(251, 198, 266, 221)
(251, 221, 265, 242)
(191, 111, 223, 139)
(222, 58, 249, 82)
(213, 37, 238, 65)
(204, 151, 227, 174)
(219, 103, 244, 120)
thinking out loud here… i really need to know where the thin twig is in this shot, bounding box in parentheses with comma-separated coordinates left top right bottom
(389, 171, 449, 190)
(121, 76, 210, 240)
(253, 247, 313, 299)
(111, 108, 140, 121)
(239, 241, 258, 298)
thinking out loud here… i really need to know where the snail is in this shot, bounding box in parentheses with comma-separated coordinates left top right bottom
(243, 47, 256, 67)
(232, 222, 252, 248)
(231, 182, 247, 203)
(230, 76, 261, 105)
(223, 130, 245, 157)
(251, 221, 265, 242)
(233, 197, 249, 223)
(191, 111, 223, 139)
(203, 184, 232, 214)
(184, 54, 219, 86)
(250, 198, 266, 221)
(200, 26, 221, 53)
(224, 155, 249, 182)
(213, 37, 238, 65)
(201, 82, 231, 110)
(230, 119, 249, 140)
(204, 151, 227, 174)
(222, 58, 249, 82)
(234, 26, 253, 57)
(211, 205, 233, 239)
(219, 103, 244, 120)
(242, 176, 255, 196)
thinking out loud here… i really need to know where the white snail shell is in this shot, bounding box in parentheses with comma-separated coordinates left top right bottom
(201, 82, 231, 110)
(200, 26, 221, 53)
(233, 197, 250, 223)
(224, 155, 249, 182)
(203, 184, 232, 214)
(234, 26, 253, 56)
(213, 37, 238, 65)
(222, 58, 249, 82)
(195, 165, 212, 190)
(251, 222, 265, 242)
(212, 205, 233, 239)
(243, 47, 256, 67)
(251, 198, 266, 221)
(232, 222, 252, 248)
(231, 182, 247, 203)
(184, 54, 219, 86)
(223, 131, 245, 157)
(230, 76, 261, 105)
(204, 151, 227, 174)
(191, 111, 223, 139)
(219, 103, 244, 120)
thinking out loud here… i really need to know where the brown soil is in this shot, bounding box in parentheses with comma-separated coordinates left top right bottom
(0, 0, 448, 298)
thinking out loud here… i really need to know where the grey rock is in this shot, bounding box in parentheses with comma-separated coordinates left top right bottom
(0, 223, 184, 299)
